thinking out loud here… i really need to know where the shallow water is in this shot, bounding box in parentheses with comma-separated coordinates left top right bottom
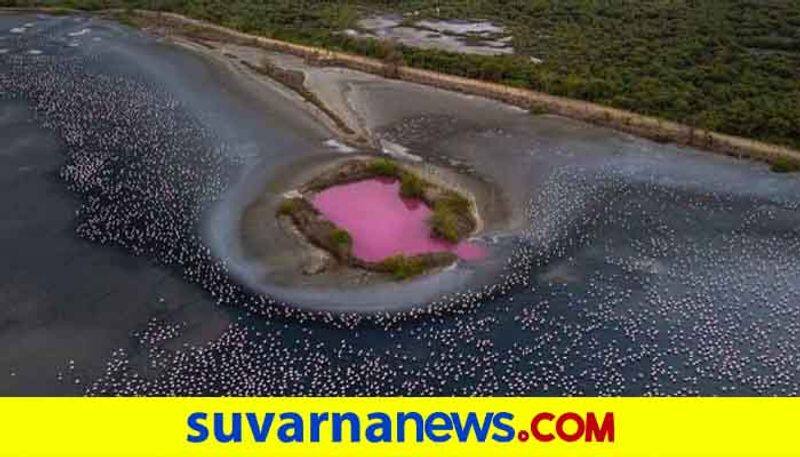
(312, 178, 485, 262)
(0, 97, 229, 395)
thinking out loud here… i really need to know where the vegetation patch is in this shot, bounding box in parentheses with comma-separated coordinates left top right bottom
(329, 228, 352, 248)
(373, 253, 456, 280)
(277, 197, 300, 216)
(430, 192, 472, 243)
(376, 254, 425, 280)
(366, 157, 399, 176)
(770, 157, 800, 173)
(275, 197, 352, 261)
(398, 171, 425, 199)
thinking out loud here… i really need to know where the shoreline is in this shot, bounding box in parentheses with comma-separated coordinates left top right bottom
(5, 7, 799, 169)
(84, 8, 800, 169)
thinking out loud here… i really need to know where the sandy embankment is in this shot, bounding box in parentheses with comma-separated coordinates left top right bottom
(167, 37, 371, 149)
(123, 9, 800, 168)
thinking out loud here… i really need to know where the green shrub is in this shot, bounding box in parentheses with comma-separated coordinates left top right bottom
(440, 192, 471, 212)
(378, 254, 426, 280)
(277, 198, 298, 216)
(367, 158, 399, 177)
(399, 171, 425, 198)
(429, 209, 459, 242)
(429, 192, 471, 242)
(770, 157, 800, 173)
(330, 228, 352, 247)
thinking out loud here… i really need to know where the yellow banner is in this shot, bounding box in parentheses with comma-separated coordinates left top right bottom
(1, 398, 798, 456)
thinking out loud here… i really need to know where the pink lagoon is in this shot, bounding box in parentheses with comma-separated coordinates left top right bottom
(312, 178, 485, 263)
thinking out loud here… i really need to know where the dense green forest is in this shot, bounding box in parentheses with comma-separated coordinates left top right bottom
(7, 0, 800, 149)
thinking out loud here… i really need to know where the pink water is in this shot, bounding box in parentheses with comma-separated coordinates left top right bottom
(312, 178, 486, 263)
